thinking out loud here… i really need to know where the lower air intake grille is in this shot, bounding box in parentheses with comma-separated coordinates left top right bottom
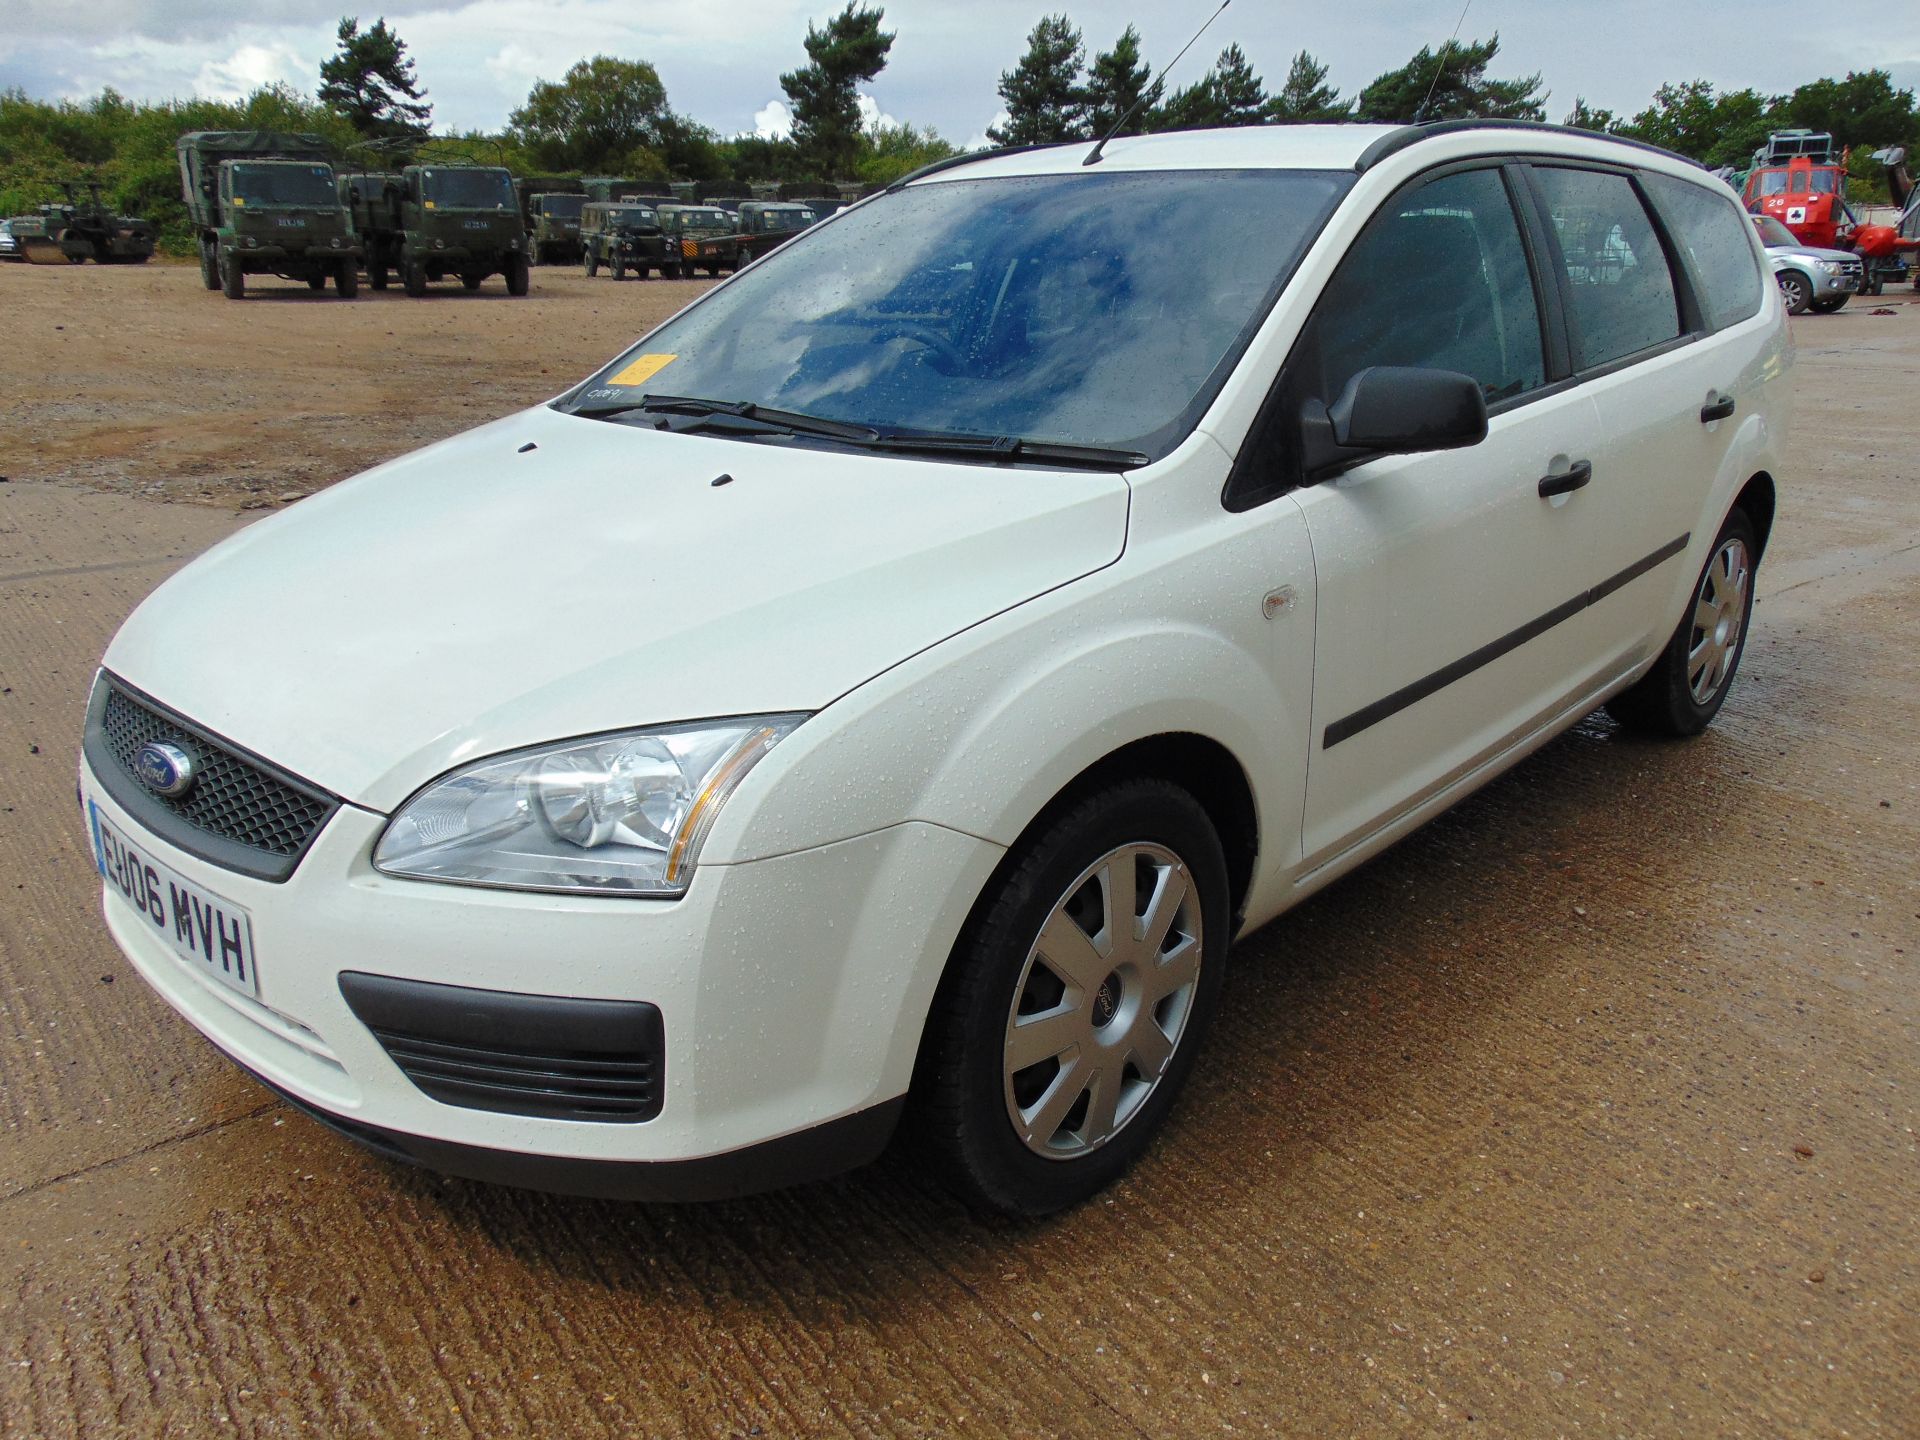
(339, 972, 664, 1123)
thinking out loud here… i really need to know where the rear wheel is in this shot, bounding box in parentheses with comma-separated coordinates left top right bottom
(583, 249, 598, 278)
(220, 253, 244, 300)
(1606, 508, 1758, 737)
(915, 779, 1228, 1216)
(335, 261, 358, 298)
(1776, 270, 1812, 315)
(369, 264, 388, 291)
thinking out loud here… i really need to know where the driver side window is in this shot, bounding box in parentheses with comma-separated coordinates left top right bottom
(1232, 166, 1547, 507)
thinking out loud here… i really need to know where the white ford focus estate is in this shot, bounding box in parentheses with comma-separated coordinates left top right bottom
(82, 122, 1786, 1215)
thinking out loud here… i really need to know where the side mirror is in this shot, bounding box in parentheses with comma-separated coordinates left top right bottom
(1301, 366, 1488, 475)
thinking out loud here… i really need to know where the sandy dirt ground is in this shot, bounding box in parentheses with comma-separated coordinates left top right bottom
(1, 261, 1917, 1438)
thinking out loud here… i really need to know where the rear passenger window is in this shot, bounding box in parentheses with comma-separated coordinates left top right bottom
(1532, 167, 1681, 369)
(1305, 167, 1547, 406)
(1641, 173, 1763, 330)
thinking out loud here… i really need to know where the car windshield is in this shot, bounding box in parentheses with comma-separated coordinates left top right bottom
(231, 164, 336, 208)
(1753, 216, 1798, 247)
(678, 209, 730, 227)
(538, 194, 585, 219)
(565, 168, 1351, 459)
(424, 169, 514, 209)
(608, 206, 656, 227)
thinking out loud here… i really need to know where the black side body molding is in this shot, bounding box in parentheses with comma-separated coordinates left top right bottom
(1324, 533, 1691, 749)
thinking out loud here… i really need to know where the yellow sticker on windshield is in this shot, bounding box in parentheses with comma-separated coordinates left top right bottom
(608, 353, 678, 387)
(424, 200, 436, 209)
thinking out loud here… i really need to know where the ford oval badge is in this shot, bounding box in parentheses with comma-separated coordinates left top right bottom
(133, 741, 198, 799)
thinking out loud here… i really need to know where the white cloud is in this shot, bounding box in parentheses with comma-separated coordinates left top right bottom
(753, 99, 792, 139)
(965, 112, 1010, 151)
(856, 92, 899, 132)
(195, 41, 309, 100)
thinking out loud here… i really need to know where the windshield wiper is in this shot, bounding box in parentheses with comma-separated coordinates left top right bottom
(569, 393, 879, 442)
(854, 431, 1149, 470)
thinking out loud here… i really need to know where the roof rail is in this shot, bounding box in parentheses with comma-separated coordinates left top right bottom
(1353, 119, 1698, 175)
(884, 142, 1067, 193)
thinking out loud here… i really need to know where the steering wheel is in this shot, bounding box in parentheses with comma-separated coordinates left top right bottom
(871, 320, 967, 372)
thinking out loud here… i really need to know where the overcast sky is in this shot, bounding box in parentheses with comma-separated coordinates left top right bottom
(4, 0, 1916, 151)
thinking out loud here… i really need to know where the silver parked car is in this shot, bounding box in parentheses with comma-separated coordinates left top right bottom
(1752, 214, 1860, 314)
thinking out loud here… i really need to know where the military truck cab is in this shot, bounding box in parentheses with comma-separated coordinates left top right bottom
(347, 165, 528, 297)
(656, 204, 737, 278)
(177, 132, 361, 300)
(580, 202, 673, 281)
(528, 193, 587, 266)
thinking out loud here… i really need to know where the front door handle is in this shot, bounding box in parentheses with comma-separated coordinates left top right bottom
(1538, 459, 1592, 498)
(1700, 393, 1736, 423)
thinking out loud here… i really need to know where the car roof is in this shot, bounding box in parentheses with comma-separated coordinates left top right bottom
(900, 121, 1700, 187)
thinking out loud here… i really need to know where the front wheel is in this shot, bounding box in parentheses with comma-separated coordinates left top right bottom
(335, 261, 358, 298)
(583, 249, 598, 278)
(220, 253, 244, 300)
(1809, 294, 1849, 313)
(505, 254, 529, 297)
(403, 261, 427, 297)
(1777, 270, 1812, 315)
(369, 264, 388, 291)
(915, 779, 1229, 1216)
(199, 239, 219, 291)
(1606, 508, 1758, 737)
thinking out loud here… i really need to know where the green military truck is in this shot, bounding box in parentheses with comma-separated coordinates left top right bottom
(526, 192, 587, 266)
(728, 200, 819, 268)
(177, 131, 360, 299)
(15, 181, 155, 264)
(580, 201, 675, 280)
(340, 165, 528, 296)
(583, 176, 673, 203)
(656, 203, 740, 278)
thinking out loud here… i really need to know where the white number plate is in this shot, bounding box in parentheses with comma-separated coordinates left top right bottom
(89, 801, 261, 998)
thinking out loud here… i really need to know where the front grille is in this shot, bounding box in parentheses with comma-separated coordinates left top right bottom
(86, 675, 338, 882)
(339, 973, 665, 1123)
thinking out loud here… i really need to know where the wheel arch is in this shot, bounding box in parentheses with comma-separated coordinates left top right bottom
(1733, 471, 1776, 561)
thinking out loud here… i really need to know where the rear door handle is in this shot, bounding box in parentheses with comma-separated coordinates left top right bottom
(1538, 459, 1592, 498)
(1700, 393, 1736, 423)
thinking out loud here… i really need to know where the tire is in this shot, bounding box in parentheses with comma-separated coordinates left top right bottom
(307, 273, 327, 291)
(1809, 295, 1848, 313)
(220, 253, 244, 300)
(461, 271, 483, 291)
(335, 261, 358, 298)
(915, 778, 1229, 1216)
(583, 249, 598, 278)
(403, 261, 427, 298)
(1776, 270, 1812, 315)
(1606, 507, 1758, 738)
(505, 255, 529, 297)
(370, 264, 388, 291)
(612, 257, 626, 281)
(199, 239, 218, 291)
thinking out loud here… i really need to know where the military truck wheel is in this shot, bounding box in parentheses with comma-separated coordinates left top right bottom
(336, 262, 358, 299)
(199, 240, 219, 291)
(612, 258, 627, 281)
(584, 250, 598, 278)
(369, 265, 388, 291)
(307, 274, 327, 291)
(403, 262, 427, 298)
(462, 272, 483, 291)
(506, 255, 529, 297)
(220, 254, 245, 300)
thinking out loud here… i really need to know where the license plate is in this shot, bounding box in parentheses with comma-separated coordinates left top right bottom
(89, 801, 261, 998)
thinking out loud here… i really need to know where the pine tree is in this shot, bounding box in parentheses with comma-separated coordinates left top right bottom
(318, 17, 431, 142)
(1265, 51, 1350, 123)
(780, 3, 895, 179)
(1355, 35, 1544, 124)
(988, 15, 1087, 146)
(1084, 26, 1160, 139)
(1156, 44, 1268, 131)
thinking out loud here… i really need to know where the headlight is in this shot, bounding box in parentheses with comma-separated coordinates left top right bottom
(373, 716, 805, 896)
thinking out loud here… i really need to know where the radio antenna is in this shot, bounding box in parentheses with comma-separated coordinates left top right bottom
(1414, 0, 1473, 123)
(1083, 0, 1232, 166)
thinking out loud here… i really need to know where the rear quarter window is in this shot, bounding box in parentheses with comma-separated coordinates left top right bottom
(1531, 166, 1682, 371)
(1642, 172, 1764, 331)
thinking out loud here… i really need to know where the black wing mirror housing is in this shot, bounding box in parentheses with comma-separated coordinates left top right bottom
(1301, 366, 1489, 476)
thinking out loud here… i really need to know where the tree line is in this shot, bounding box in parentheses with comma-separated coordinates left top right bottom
(3, 3, 1915, 256)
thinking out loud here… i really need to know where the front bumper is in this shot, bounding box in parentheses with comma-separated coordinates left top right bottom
(80, 751, 1000, 1198)
(227, 242, 362, 265)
